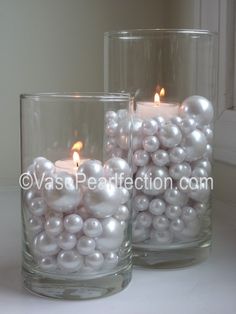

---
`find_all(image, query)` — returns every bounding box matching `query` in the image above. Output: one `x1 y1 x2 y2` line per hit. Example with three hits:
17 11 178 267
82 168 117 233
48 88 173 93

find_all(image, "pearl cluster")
105 95 213 245
24 157 131 274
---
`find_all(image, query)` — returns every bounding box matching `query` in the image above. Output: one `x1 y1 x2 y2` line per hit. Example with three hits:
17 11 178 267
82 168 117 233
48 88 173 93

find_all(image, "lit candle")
136 88 179 120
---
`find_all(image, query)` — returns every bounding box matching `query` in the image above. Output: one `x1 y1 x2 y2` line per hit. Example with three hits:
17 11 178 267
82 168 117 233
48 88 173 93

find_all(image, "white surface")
0 189 235 314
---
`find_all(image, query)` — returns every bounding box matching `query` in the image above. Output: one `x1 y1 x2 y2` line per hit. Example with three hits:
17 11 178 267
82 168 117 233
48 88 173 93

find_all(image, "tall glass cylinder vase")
20 93 133 299
104 29 216 268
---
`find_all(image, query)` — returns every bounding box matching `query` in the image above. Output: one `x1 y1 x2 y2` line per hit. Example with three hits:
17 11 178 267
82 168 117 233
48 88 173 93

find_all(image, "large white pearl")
133 150 150 167
180 117 196 134
143 135 160 152
151 149 169 166
28 197 47 216
57 232 77 250
142 118 158 136
182 129 207 161
180 95 214 126
169 162 191 180
85 251 104 270
83 218 103 238
192 159 212 175
77 160 104 185
103 252 119 269
105 111 118 122
83 182 121 218
33 157 55 179
188 181 210 202
170 218 184 232
43 172 82 213
104 157 131 183
149 198 166 215
136 212 152 228
133 194 149 211
45 216 63 236
64 214 83 234
159 123 182 148
33 232 59 256
38 256 57 271
169 147 186 163
118 187 130 204
165 205 182 220
96 217 124 253
77 236 96 255
28 216 43 234
105 120 119 136
152 215 169 231
171 116 182 126
115 205 130 221
135 165 169 195
150 229 173 244
57 250 83 272
164 187 188 206
182 206 197 222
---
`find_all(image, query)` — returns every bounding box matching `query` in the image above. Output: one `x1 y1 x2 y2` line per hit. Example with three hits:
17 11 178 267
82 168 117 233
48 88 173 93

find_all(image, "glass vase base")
133 243 211 269
22 265 132 300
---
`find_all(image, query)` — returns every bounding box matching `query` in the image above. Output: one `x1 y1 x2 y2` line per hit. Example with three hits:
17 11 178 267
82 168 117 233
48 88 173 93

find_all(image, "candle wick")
76 162 79 168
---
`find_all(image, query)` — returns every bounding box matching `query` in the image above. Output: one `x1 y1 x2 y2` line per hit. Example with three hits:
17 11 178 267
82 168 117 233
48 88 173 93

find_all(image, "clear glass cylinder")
20 93 133 299
104 29 216 268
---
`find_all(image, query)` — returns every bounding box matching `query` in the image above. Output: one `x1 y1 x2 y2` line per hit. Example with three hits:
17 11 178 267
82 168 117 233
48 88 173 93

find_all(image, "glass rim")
104 28 217 38
20 92 131 102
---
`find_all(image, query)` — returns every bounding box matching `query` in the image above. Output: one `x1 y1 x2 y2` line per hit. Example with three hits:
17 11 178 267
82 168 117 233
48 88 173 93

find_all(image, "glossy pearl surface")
57 232 77 250
152 215 169 231
169 162 191 180
142 118 158 136
164 187 188 206
165 205 182 220
45 216 63 236
133 194 149 211
115 205 130 221
182 129 207 161
33 232 59 256
57 250 83 272
143 135 160 152
85 251 104 270
64 214 83 234
104 157 131 182
159 124 182 148
83 218 103 238
136 212 152 228
103 252 119 269
151 150 169 166
38 256 57 271
77 160 104 185
28 197 47 216
149 198 166 215
77 236 96 255
133 150 150 167
169 147 186 163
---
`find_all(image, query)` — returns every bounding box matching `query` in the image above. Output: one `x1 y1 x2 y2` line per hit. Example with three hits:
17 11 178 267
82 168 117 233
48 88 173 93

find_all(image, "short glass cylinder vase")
104 29 216 268
20 93 133 299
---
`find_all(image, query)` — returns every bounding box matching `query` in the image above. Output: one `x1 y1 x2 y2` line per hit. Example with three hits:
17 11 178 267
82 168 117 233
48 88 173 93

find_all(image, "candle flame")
154 88 165 104
160 88 165 97
72 141 83 151
154 93 160 103
73 151 80 167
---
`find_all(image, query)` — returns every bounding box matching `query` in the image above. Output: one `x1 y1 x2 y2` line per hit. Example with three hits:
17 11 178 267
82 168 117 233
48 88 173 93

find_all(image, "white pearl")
57 250 83 272
192 159 212 175
105 120 118 136
165 205 182 220
77 236 96 255
181 219 201 237
171 116 182 126
132 136 143 151
83 182 121 218
152 215 169 231
24 187 41 207
169 162 191 180
118 187 130 204
170 218 184 232
64 214 83 234
108 147 124 158
193 202 208 216
105 111 118 122
28 197 47 216
105 137 117 152
104 157 131 182
142 119 158 136
33 232 59 256
85 251 104 270
159 123 182 148
133 194 149 211
143 135 160 152
149 198 166 215
180 95 214 126
117 109 128 120
57 232 77 250
150 229 173 244
132 225 150 243
133 150 150 167
28 216 43 234
180 117 196 134
118 117 142 150
164 187 188 206
136 212 152 228
95 217 124 253
182 129 207 161
182 206 197 222
169 147 186 163
192 167 208 178
33 157 55 179
83 218 103 238
77 160 104 186
38 256 57 271
103 252 119 269
203 126 213 144
154 116 165 127
189 181 210 202
45 216 63 236
43 172 82 213
151 149 169 166
204 144 213 160
115 205 130 221
135 165 169 195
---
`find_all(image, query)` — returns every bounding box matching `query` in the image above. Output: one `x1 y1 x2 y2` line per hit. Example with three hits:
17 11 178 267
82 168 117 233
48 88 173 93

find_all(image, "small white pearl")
83 218 103 237
182 206 197 222
192 159 212 175
152 215 169 231
115 205 130 221
142 119 158 136
170 218 184 232
103 252 119 269
38 256 57 271
57 250 83 272
169 162 191 180
105 120 119 136
149 198 166 215
151 150 169 166
169 147 186 163
132 225 150 243
203 126 213 144
45 216 63 236
204 144 213 160
150 229 173 244
33 232 59 256
154 116 165 127
180 117 196 134
118 187 130 204
28 197 47 216
192 167 208 178
77 236 96 255
85 251 104 270
136 212 152 228
133 150 150 167
164 187 188 206
171 116 182 126
193 202 208 216
159 124 182 148
34 157 55 179
108 147 124 158
105 111 118 122
28 216 43 234
143 136 160 152
57 232 77 250
64 214 83 234
105 137 117 153
133 194 149 211
165 205 182 220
